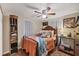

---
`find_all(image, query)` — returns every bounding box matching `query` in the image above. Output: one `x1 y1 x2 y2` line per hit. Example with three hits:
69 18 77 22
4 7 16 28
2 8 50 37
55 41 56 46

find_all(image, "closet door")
0 8 2 56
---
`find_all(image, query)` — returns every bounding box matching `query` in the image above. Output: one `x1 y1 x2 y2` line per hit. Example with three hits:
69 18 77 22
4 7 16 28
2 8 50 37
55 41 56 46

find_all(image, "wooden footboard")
22 37 55 56
22 37 38 56
47 39 55 52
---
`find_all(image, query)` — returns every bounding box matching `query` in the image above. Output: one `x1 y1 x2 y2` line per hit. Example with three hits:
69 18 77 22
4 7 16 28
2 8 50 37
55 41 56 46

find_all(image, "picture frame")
63 17 75 28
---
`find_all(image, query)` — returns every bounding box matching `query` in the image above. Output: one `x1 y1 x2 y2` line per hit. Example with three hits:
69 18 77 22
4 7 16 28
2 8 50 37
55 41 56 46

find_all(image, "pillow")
40 31 52 38
41 32 47 38
35 33 42 36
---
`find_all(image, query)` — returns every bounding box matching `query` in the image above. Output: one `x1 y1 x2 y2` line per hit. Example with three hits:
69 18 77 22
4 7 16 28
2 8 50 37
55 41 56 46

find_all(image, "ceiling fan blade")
47 7 51 12
48 13 56 15
34 11 41 14
25 4 39 10
37 15 41 17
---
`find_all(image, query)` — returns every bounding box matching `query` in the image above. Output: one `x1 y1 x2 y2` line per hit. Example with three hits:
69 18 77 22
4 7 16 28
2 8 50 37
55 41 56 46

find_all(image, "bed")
21 26 56 56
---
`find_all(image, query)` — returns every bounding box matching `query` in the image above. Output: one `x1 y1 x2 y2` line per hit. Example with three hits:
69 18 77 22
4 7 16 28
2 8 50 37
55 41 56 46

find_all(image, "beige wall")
3 16 10 54
0 8 3 55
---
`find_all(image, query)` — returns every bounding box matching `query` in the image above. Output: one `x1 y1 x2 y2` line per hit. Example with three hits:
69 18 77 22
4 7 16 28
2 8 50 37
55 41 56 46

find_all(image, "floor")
9 49 70 56
50 50 70 56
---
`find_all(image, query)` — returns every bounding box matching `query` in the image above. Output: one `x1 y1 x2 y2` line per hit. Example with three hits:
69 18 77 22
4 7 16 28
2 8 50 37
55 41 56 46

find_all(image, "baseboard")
3 51 10 56
3 47 22 56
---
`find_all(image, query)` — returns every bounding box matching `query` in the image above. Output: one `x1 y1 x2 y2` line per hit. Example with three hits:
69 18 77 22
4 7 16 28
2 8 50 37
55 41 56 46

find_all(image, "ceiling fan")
34 7 56 18
25 4 56 18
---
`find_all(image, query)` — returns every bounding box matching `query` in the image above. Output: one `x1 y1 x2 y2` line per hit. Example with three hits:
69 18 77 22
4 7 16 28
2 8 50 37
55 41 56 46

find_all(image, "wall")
48 18 63 37
48 19 57 29
3 16 10 54
0 8 2 55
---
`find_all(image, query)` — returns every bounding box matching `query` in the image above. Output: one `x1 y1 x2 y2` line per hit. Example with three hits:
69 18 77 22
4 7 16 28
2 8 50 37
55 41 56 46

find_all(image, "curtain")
25 21 33 36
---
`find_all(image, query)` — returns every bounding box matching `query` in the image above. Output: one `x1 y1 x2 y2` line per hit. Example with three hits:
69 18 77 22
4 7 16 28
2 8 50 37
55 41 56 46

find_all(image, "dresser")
74 26 79 56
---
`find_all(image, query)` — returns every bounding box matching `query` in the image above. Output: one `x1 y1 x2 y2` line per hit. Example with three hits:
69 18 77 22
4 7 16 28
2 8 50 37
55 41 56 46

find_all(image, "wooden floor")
3 49 69 56
3 49 55 56
3 49 28 56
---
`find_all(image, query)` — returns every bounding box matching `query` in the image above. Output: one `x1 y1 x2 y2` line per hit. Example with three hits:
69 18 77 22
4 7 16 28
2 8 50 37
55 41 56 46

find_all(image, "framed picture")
63 17 75 28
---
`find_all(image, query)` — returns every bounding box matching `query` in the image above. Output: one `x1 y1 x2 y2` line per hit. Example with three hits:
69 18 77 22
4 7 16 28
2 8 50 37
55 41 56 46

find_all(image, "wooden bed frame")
21 25 56 56
21 37 55 56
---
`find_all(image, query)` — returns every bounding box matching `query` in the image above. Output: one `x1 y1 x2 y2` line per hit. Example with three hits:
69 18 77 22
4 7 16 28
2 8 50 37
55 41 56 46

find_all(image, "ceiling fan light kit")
42 14 47 19
26 4 56 18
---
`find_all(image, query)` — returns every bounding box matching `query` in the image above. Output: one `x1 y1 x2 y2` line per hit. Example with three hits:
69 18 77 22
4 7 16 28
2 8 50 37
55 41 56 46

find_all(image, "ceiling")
1 3 79 20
